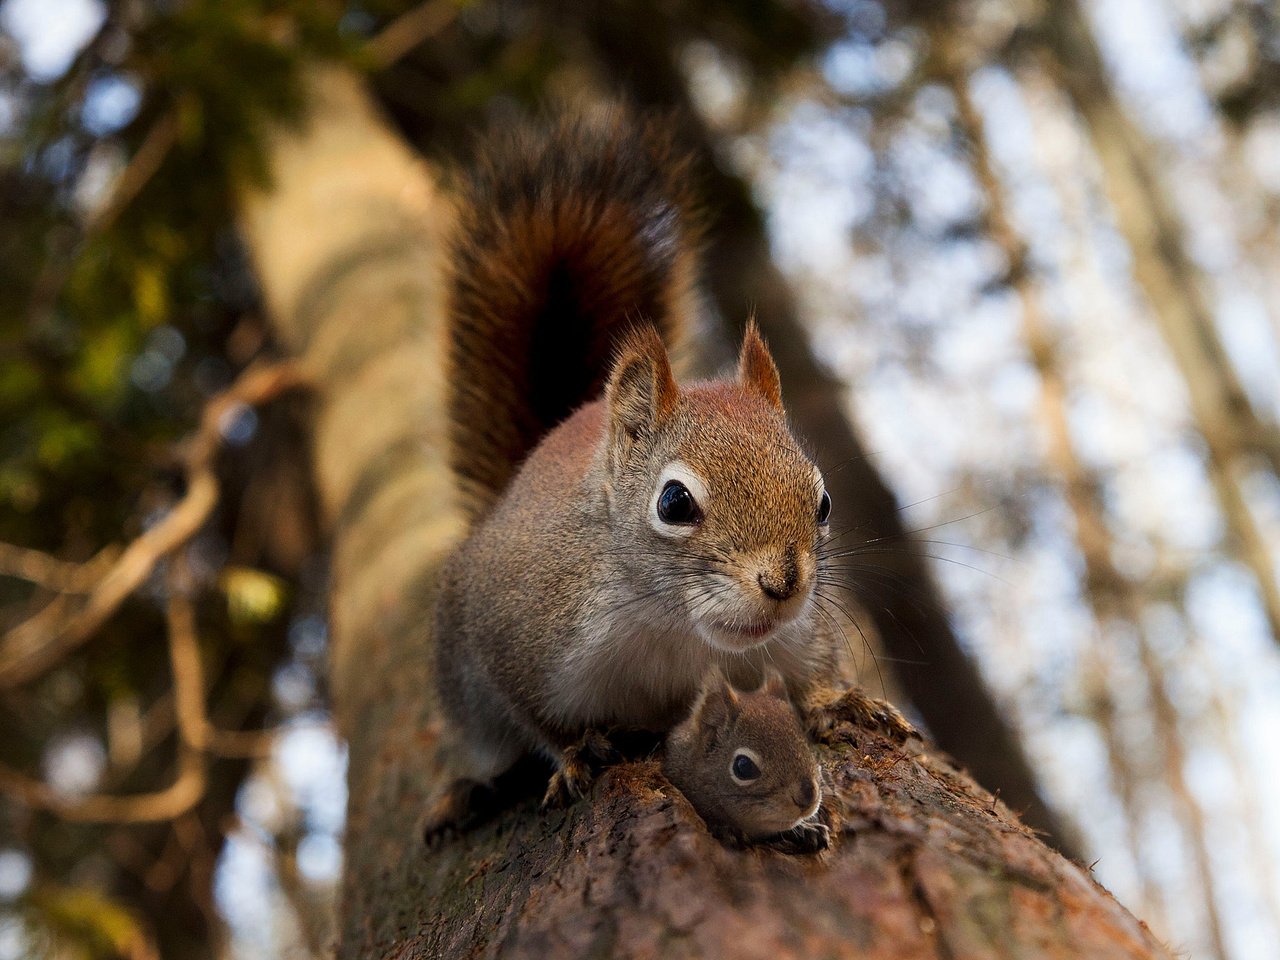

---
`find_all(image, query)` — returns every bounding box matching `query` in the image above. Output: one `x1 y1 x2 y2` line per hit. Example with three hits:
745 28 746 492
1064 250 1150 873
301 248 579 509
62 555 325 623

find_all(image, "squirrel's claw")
540 747 596 809
808 686 918 745
422 778 491 846
541 762 589 809
771 817 831 855
540 729 620 810
578 727 623 766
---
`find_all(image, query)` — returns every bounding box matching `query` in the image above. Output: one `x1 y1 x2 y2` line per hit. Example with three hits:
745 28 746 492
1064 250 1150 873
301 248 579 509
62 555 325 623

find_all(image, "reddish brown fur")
445 111 703 519
737 319 784 411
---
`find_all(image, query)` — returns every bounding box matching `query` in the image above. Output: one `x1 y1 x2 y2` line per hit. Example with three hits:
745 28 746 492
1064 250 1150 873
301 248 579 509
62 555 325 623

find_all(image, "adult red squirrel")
427 110 914 832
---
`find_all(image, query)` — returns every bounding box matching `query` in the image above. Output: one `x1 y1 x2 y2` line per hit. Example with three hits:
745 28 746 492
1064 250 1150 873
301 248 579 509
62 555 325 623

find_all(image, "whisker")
813 588 887 696
816 567 946 624
824 549 1010 585
815 572 932 656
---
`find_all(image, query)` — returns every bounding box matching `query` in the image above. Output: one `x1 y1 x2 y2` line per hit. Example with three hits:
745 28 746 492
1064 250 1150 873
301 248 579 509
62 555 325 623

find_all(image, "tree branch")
365 0 461 68
0 361 306 689
0 555 277 822
1035 0 1280 647
0 543 119 593
938 44 1228 955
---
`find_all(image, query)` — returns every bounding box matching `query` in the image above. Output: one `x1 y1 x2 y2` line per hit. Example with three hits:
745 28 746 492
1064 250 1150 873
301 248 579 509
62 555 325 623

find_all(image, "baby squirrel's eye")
817 489 832 526
658 480 702 525
730 750 762 783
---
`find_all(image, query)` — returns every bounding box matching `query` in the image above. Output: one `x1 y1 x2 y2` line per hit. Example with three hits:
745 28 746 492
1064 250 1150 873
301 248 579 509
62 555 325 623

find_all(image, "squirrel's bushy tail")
445 109 703 518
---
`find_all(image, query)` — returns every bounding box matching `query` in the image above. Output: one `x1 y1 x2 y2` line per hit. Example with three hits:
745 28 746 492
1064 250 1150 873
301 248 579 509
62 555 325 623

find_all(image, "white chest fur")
547 582 818 730
548 584 707 728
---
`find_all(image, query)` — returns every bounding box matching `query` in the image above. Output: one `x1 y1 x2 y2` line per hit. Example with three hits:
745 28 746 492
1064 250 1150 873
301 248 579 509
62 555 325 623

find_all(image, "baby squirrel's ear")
692 666 740 733
737 318 783 411
760 667 789 701
605 325 678 470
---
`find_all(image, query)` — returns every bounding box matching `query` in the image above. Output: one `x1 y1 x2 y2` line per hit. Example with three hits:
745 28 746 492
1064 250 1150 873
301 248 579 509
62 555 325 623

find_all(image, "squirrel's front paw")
771 817 831 855
809 686 918 745
540 729 621 810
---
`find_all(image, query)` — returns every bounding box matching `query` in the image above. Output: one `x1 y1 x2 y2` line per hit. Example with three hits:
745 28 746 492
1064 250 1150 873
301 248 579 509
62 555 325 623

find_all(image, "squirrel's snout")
794 777 818 811
799 778 816 807
756 547 801 601
757 571 795 601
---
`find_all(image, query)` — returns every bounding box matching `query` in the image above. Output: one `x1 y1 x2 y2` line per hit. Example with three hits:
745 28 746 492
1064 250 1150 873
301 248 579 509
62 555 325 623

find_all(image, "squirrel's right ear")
737 318 783 411
760 667 789 701
605 325 678 470
691 667 740 733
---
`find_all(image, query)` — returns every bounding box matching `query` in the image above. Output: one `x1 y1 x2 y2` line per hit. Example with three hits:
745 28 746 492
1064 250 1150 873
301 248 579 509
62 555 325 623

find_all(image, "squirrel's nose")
757 548 800 601
795 777 817 809
758 572 794 601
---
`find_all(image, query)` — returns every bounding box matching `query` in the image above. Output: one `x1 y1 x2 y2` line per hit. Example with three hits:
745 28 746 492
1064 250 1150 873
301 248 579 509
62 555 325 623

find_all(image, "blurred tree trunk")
940 48 1228 956
238 66 1171 960
1038 0 1280 646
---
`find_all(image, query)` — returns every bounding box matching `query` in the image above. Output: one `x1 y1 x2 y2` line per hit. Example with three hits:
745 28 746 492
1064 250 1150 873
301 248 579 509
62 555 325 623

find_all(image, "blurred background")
1 0 1279 957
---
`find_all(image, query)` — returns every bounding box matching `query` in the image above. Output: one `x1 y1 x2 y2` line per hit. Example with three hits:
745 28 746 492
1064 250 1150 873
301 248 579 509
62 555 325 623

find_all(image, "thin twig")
0 361 306 689
0 749 205 825
0 557 279 822
166 562 277 760
0 560 210 824
0 543 119 593
366 0 460 67
85 110 180 237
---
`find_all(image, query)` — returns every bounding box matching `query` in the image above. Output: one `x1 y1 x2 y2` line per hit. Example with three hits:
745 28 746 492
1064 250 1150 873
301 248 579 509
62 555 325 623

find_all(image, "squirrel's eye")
730 751 761 783
658 480 702 525
817 489 832 526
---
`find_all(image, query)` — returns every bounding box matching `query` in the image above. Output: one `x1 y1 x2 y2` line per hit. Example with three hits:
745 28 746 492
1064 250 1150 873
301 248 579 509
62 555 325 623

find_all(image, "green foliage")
220 564 290 630
29 885 152 959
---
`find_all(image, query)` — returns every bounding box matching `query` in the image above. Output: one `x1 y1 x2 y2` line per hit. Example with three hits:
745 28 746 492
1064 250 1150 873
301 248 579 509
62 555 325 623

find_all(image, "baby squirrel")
664 668 829 851
427 112 915 833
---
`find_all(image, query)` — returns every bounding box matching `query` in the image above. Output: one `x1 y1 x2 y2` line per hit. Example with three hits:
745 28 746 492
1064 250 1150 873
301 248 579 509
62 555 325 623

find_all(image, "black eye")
731 752 761 782
817 489 832 525
658 480 702 525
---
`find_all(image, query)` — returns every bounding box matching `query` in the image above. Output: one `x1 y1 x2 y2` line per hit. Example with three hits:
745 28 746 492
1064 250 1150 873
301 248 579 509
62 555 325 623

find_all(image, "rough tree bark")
238 67 1175 959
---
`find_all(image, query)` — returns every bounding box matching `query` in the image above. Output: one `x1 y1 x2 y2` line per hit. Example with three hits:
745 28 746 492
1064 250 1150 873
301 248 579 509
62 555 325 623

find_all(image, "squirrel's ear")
605 325 678 468
760 667 789 701
692 666 740 732
737 318 783 411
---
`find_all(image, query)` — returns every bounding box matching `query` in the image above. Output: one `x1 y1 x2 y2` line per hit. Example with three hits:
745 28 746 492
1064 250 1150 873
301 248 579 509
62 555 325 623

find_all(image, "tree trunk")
1037 0 1280 646
941 50 1227 953
238 66 1173 960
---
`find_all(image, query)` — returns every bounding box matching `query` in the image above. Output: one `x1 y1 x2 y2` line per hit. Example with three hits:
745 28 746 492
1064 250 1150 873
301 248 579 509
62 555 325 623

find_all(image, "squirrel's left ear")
737 318 783 410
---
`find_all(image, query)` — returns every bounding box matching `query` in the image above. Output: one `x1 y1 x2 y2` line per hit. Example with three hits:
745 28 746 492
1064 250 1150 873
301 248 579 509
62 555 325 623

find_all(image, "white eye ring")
729 747 763 784
649 462 709 538
813 466 830 528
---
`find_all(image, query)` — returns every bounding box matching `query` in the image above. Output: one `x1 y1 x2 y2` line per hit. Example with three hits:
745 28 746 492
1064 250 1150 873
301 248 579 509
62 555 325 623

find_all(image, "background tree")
0 1 1277 958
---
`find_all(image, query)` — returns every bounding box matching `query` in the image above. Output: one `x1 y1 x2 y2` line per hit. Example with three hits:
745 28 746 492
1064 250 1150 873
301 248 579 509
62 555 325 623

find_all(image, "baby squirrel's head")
664 667 821 839
603 322 828 651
